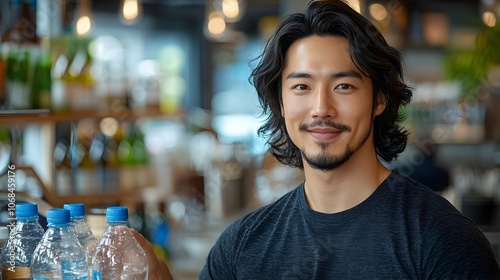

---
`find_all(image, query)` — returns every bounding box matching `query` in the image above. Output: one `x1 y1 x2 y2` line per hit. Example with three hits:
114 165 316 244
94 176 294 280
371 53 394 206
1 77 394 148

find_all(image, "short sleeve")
199 219 245 280
422 213 500 279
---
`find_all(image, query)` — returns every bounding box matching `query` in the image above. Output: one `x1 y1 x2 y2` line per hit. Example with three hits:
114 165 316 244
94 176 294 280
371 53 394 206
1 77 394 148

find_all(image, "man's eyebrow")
285 72 311 79
285 70 362 80
332 70 362 79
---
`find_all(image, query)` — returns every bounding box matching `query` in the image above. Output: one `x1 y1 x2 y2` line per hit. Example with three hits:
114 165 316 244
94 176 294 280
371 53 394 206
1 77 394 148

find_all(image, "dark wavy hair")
250 0 413 168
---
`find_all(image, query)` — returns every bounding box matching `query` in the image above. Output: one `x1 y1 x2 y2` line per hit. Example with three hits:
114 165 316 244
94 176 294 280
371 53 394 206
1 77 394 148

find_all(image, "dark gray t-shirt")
199 171 500 279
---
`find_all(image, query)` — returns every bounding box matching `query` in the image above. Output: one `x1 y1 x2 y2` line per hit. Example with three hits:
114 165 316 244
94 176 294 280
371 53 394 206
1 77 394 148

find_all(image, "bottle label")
2 266 30 279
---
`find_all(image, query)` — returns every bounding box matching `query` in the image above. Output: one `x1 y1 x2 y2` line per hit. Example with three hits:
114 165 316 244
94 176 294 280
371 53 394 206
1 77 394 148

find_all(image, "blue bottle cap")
47 208 71 225
16 203 38 218
106 206 128 222
63 203 85 218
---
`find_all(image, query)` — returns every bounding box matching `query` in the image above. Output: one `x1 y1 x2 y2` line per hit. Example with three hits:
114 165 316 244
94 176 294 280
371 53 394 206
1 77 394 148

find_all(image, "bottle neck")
107 220 128 226
48 222 70 228
70 217 94 234
71 216 86 222
16 215 39 223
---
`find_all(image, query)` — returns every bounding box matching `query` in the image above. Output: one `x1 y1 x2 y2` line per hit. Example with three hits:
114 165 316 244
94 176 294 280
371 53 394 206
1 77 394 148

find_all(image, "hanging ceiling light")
76 0 92 36
483 11 497 27
120 0 142 24
207 11 226 37
205 0 228 40
220 0 246 23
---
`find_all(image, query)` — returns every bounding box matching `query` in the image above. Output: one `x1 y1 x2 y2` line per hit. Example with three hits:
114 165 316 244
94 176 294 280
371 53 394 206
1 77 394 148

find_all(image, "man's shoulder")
386 169 433 189
385 170 471 229
227 184 302 235
385 170 448 200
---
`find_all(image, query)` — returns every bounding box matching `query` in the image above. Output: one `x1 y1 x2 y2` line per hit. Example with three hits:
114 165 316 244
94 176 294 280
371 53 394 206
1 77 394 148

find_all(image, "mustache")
299 120 351 132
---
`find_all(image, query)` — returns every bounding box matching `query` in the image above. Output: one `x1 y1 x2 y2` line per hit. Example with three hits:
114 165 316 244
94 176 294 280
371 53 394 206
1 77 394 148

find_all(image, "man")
139 0 500 279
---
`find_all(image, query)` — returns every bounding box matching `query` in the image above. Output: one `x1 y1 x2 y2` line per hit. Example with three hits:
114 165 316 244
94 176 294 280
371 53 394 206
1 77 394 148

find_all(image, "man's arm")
422 214 500 279
132 229 174 280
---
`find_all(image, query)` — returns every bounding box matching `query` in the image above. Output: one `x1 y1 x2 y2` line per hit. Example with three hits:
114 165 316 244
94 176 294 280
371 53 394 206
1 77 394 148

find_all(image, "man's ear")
374 91 386 116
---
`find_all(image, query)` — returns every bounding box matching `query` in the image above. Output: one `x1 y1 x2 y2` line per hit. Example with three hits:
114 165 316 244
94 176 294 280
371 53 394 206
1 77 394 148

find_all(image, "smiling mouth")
300 120 351 132
299 120 351 142
308 129 343 142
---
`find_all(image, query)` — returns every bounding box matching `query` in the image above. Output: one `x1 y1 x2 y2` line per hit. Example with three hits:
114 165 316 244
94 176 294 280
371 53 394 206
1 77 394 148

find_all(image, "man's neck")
302 152 391 214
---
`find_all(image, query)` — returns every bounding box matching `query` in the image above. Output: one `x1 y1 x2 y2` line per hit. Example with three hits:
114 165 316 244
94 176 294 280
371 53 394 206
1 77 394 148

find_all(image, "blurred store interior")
0 0 500 278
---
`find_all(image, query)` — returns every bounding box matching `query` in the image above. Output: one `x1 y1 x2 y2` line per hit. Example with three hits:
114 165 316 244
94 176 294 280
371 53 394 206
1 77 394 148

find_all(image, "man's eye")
336 84 352 90
293 84 309 90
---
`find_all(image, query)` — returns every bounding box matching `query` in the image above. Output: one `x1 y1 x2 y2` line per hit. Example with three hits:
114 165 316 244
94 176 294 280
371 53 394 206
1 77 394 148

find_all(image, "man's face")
281 35 385 171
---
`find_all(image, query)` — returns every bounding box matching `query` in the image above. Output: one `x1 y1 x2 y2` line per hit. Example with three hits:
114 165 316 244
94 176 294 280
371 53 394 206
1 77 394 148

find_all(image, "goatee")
302 143 354 172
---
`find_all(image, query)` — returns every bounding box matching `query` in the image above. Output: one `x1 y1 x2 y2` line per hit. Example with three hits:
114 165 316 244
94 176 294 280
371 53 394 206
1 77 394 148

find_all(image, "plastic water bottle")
0 203 44 280
0 226 9 280
92 206 148 280
31 208 88 280
64 203 98 277
0 226 8 255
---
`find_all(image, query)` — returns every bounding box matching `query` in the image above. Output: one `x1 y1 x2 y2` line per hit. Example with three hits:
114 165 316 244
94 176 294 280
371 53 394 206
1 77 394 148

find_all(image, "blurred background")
0 0 499 278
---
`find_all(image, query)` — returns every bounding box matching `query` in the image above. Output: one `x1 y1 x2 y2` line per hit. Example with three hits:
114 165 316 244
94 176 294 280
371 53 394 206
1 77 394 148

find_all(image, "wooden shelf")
0 107 184 124
14 166 143 210
53 191 140 209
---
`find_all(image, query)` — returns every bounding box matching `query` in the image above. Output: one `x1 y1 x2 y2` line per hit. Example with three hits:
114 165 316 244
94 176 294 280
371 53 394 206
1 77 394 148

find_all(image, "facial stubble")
301 117 374 172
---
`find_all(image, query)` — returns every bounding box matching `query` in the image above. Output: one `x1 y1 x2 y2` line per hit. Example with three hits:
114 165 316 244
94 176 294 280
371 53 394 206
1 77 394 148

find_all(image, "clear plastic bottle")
92 206 148 280
0 203 44 280
0 226 9 280
31 208 88 280
0 226 8 254
63 203 98 277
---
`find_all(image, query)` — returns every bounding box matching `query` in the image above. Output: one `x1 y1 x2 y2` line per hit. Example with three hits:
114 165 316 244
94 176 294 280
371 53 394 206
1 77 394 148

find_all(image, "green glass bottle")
5 47 18 109
0 48 5 107
132 126 150 188
32 51 52 109
52 36 76 112
11 48 32 109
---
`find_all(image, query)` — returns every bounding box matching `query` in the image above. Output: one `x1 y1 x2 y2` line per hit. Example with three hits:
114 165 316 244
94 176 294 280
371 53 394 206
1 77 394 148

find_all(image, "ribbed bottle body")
0 203 44 280
92 206 148 280
31 208 88 280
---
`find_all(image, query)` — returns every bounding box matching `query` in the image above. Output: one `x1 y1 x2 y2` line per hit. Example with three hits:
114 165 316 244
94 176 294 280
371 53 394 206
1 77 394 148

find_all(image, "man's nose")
311 87 336 119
